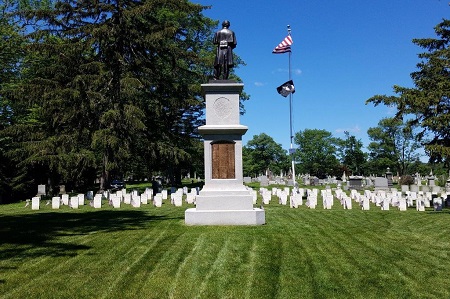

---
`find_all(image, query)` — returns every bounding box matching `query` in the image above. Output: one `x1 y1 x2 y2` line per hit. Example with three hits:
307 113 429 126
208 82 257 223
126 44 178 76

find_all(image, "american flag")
272 35 293 54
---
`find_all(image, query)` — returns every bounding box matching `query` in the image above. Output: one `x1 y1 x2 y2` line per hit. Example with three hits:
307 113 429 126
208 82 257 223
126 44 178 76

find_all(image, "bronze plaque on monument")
212 141 235 179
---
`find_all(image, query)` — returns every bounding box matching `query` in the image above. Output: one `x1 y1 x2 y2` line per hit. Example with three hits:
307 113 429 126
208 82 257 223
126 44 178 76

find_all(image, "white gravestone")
131 195 141 208
111 195 120 208
398 198 407 211
93 194 102 208
279 191 288 205
154 194 162 207
140 193 148 205
381 198 390 211
361 197 370 210
262 191 271 205
52 196 60 209
344 196 352 209
290 194 302 208
173 195 183 207
116 191 123 202
186 192 196 204
123 193 131 204
32 197 40 210
77 194 85 205
61 194 69 205
251 190 257 205
70 196 79 209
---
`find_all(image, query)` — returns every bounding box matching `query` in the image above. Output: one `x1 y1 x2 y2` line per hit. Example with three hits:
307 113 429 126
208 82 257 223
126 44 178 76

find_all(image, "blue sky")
194 0 449 153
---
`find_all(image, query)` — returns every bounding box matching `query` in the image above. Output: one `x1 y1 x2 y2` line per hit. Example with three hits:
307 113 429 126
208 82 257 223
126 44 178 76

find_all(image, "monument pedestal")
185 82 265 225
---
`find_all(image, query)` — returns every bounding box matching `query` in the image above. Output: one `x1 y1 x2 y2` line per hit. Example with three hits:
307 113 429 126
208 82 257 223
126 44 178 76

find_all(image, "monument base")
185 208 265 226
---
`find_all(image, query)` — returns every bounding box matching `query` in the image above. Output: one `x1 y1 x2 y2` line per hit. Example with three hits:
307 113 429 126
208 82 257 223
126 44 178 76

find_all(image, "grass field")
1 196 450 299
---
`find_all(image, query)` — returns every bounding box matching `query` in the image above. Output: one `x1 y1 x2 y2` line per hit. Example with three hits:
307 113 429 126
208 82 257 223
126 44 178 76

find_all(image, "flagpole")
287 25 296 186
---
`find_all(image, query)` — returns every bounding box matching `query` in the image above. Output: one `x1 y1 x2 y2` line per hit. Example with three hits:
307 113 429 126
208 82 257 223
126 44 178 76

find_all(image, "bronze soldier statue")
213 20 236 80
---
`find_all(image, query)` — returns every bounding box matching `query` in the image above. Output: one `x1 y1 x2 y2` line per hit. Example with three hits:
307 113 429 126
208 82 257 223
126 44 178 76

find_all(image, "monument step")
195 195 254 210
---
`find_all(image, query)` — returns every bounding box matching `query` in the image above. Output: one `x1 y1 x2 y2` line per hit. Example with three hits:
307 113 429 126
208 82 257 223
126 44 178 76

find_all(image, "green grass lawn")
1 197 449 299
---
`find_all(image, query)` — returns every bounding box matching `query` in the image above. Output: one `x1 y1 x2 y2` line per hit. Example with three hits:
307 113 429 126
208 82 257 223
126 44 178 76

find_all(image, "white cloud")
335 125 361 134
275 68 288 73
274 68 302 75
254 82 265 87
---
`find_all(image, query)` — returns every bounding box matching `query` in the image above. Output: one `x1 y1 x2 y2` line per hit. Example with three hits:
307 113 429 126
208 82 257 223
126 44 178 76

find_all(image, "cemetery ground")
1 186 450 299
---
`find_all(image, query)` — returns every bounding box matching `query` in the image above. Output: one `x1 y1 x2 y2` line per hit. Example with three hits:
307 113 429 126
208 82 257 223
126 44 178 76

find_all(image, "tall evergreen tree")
4 0 244 195
0 3 28 202
367 19 450 167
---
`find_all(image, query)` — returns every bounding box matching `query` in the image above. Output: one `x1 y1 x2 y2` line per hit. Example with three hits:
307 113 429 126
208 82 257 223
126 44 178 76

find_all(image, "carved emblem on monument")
213 97 232 119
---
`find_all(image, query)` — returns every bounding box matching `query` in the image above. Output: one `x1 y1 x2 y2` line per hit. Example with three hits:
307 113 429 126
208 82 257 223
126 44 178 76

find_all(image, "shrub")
399 175 415 185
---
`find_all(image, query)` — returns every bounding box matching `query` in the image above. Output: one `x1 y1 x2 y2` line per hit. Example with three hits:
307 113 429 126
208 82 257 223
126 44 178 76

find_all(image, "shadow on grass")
0 210 176 261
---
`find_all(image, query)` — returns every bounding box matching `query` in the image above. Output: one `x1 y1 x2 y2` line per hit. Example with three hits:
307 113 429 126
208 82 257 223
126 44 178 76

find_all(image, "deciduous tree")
366 117 421 175
294 129 340 178
336 131 366 175
243 133 288 177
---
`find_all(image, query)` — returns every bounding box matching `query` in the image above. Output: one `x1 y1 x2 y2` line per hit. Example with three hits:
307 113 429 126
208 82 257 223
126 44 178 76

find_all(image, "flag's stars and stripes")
272 35 293 54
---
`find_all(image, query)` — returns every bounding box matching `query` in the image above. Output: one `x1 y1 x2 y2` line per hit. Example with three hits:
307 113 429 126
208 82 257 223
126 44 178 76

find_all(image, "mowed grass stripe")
2 200 450 298
0 207 175 298
98 221 178 299
243 239 258 299
142 232 214 298
2 222 163 298
107 230 196 298
282 212 363 298
265 206 437 298
1 232 97 299
193 230 267 299
160 231 234 298
168 233 210 299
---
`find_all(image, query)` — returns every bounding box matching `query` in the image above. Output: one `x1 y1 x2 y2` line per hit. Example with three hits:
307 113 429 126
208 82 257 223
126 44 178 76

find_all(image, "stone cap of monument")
198 124 248 136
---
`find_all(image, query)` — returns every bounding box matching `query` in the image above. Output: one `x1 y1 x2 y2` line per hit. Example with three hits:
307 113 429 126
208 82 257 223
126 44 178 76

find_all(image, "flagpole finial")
287 25 291 35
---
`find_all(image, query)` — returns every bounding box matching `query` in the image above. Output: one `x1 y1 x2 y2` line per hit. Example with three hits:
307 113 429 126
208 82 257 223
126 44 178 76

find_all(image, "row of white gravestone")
29 187 171 210
27 185 449 212
259 186 301 206
110 188 157 208
259 187 289 205
257 186 447 212
28 193 87 210
354 189 449 212
260 186 312 208
108 187 201 208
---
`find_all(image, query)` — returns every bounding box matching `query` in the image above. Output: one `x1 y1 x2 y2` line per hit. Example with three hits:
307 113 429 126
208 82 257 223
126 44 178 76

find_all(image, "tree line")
0 0 251 203
243 125 425 180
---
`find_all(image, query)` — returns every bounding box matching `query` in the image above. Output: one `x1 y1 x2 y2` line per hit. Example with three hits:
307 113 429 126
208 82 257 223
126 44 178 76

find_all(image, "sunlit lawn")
1 196 449 299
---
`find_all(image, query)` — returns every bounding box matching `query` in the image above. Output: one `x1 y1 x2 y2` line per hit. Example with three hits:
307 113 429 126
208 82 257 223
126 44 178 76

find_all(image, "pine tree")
5 0 226 193
367 19 450 166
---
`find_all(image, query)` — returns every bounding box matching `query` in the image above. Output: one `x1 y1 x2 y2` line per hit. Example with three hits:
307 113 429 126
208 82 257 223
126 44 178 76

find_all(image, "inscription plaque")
212 141 235 179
